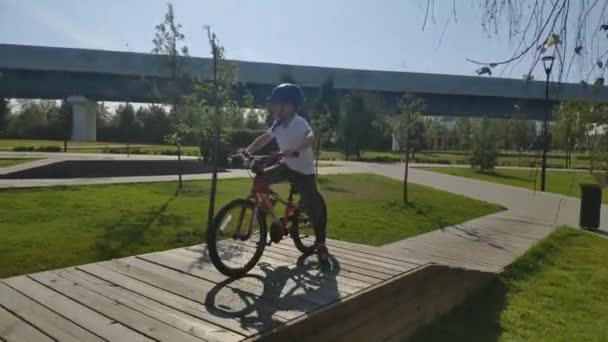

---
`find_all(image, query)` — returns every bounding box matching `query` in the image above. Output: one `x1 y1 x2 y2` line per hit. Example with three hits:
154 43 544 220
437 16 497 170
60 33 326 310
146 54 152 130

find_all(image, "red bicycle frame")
234 152 297 243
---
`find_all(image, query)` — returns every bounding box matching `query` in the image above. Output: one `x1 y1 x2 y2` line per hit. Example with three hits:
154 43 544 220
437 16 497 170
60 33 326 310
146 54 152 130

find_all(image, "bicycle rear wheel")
291 193 327 254
207 199 267 277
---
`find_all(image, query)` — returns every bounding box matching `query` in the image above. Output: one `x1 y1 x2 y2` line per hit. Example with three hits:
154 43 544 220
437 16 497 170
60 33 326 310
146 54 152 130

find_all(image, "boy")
244 83 329 268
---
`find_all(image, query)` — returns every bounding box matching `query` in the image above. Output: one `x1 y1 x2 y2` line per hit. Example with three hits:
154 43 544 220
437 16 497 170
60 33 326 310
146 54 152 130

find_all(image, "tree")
203 25 240 233
428 1 608 84
311 77 339 174
55 100 72 151
8 100 51 138
470 117 499 172
152 3 189 78
115 103 140 141
137 104 170 143
425 118 446 150
164 131 184 189
152 2 189 119
387 93 426 203
553 101 587 168
509 117 538 164
0 98 9 137
454 117 472 150
339 92 379 160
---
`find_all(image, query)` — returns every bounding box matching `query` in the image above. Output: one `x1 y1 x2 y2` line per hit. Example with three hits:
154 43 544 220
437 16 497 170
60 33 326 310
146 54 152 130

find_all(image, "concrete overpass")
2 43 608 140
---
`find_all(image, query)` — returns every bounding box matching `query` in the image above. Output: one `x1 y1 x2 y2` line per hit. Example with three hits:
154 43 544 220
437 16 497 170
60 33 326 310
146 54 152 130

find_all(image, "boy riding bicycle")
244 83 330 268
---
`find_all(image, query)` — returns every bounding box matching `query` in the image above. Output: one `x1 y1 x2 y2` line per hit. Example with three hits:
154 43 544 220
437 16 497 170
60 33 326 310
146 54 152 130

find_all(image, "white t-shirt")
267 114 315 175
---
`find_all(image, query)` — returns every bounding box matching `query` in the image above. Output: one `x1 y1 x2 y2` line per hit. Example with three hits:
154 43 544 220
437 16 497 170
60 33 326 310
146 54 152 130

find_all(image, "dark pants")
266 164 326 244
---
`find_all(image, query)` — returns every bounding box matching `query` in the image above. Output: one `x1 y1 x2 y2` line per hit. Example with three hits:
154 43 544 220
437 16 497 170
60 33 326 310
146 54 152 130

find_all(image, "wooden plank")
245 243 384 284
161 249 344 309
0 282 104 342
267 242 404 277
79 263 270 337
0 305 53 342
179 244 379 289
242 243 390 283
390 241 508 267
142 250 343 315
29 271 205 342
57 269 243 342
317 239 422 268
154 245 367 295
316 245 417 273
2 276 152 342
324 238 423 265
102 256 305 321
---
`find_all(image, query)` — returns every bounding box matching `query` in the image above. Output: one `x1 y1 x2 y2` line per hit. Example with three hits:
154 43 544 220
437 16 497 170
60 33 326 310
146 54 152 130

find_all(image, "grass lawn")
425 167 606 201
0 158 41 167
0 173 502 278
411 227 608 341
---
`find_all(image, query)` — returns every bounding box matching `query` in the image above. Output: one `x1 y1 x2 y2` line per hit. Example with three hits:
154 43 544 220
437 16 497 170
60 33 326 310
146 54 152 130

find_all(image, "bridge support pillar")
68 96 97 141
392 133 401 152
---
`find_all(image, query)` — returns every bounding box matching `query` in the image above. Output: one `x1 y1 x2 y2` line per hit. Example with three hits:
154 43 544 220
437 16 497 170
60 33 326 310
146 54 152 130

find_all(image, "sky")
0 0 563 81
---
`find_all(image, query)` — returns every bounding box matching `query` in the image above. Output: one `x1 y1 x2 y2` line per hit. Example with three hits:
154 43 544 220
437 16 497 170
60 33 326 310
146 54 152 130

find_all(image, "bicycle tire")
207 199 267 277
291 192 327 254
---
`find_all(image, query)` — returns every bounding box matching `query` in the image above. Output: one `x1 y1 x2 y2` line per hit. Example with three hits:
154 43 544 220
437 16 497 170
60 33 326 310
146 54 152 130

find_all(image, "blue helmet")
266 83 304 109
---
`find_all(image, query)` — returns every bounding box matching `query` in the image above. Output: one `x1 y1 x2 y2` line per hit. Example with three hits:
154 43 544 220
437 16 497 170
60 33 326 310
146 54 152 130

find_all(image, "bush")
12 146 35 152
35 146 62 152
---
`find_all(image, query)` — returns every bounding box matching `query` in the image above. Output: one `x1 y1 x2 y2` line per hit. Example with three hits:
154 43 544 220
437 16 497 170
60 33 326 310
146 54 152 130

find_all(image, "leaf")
601 24 608 31
541 33 561 50
598 60 604 69
575 46 583 55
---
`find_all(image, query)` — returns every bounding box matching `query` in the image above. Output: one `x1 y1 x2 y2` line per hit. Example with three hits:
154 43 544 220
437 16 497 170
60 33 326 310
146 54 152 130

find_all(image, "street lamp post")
541 55 555 192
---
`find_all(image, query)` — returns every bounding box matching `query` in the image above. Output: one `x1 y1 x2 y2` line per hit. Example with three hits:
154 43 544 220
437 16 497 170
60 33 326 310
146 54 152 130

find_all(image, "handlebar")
228 150 299 175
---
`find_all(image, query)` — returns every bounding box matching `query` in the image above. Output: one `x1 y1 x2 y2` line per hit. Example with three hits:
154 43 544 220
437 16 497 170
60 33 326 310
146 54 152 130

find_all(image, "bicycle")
206 151 327 277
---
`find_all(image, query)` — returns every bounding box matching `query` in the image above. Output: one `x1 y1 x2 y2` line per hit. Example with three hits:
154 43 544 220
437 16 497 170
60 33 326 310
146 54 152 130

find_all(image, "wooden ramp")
0 239 429 342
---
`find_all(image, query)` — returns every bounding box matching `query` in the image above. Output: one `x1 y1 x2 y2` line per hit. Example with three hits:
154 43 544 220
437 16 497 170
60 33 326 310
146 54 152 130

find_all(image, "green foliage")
553 101 589 168
0 98 10 137
339 92 380 160
6 100 71 140
151 3 189 78
454 117 472 150
424 118 447 150
470 117 499 172
389 93 426 152
509 117 537 151
411 227 608 342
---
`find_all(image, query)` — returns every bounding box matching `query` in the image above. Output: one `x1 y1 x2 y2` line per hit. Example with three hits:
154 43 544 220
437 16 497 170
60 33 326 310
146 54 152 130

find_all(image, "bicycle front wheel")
207 199 267 277
291 193 327 254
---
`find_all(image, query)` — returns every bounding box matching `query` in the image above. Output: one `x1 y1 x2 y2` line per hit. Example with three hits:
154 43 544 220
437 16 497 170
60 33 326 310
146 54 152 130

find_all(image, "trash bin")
580 183 602 230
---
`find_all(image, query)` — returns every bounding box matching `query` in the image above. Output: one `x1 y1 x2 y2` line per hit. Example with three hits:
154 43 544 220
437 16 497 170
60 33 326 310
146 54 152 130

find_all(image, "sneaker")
316 245 332 271
270 221 282 243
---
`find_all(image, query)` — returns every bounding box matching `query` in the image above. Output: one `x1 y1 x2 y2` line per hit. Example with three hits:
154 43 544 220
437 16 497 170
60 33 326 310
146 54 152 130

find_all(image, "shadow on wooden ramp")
249 264 495 342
